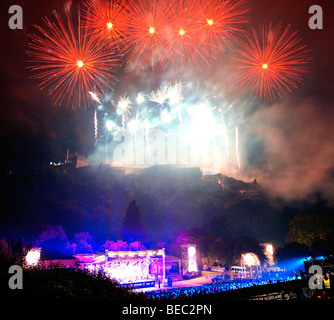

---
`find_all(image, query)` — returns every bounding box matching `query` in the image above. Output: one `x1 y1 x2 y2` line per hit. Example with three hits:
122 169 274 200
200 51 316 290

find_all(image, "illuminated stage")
73 248 181 288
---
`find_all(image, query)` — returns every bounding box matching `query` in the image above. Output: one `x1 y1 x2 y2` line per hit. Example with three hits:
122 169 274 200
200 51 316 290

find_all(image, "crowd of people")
145 272 296 300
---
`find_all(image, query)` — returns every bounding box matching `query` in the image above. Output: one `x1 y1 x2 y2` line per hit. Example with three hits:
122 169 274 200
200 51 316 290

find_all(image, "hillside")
1 164 291 248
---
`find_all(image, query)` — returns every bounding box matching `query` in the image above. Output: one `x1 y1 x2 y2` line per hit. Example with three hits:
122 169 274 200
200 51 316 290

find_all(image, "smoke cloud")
242 98 334 201
87 57 334 202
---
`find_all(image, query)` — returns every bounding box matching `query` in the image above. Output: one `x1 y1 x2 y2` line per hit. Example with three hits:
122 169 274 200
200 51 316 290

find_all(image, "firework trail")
89 91 102 145
235 126 241 170
89 91 102 146
93 110 98 145
222 121 230 163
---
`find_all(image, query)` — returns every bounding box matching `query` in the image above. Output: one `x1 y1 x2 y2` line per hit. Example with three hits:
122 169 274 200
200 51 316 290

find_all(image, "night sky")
1 0 334 200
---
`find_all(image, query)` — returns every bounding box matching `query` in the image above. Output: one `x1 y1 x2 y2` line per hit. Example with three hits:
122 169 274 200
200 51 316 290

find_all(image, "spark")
89 91 101 104
207 19 213 26
136 92 145 105
167 81 183 106
106 119 115 131
150 86 168 105
179 29 185 36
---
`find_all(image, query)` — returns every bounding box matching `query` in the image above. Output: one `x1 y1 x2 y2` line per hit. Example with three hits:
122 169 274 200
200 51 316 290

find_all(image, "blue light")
278 257 306 271
315 256 324 260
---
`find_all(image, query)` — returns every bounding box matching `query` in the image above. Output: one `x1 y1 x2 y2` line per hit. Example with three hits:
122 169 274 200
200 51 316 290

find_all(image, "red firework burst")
196 0 249 59
79 0 248 71
123 0 174 70
168 0 209 71
233 24 310 100
26 6 119 109
82 0 129 49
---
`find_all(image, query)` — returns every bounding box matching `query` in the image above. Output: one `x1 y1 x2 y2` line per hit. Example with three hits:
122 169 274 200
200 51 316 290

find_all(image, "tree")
286 213 334 248
121 200 145 243
100 240 145 251
65 231 94 254
34 225 68 258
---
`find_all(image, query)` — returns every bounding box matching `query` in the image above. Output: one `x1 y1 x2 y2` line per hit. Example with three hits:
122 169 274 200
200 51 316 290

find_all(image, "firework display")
27 0 250 80
81 0 249 70
167 0 211 71
26 0 311 170
123 0 174 70
96 81 242 174
196 0 249 59
82 0 129 49
233 24 310 100
26 5 119 108
26 0 310 107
